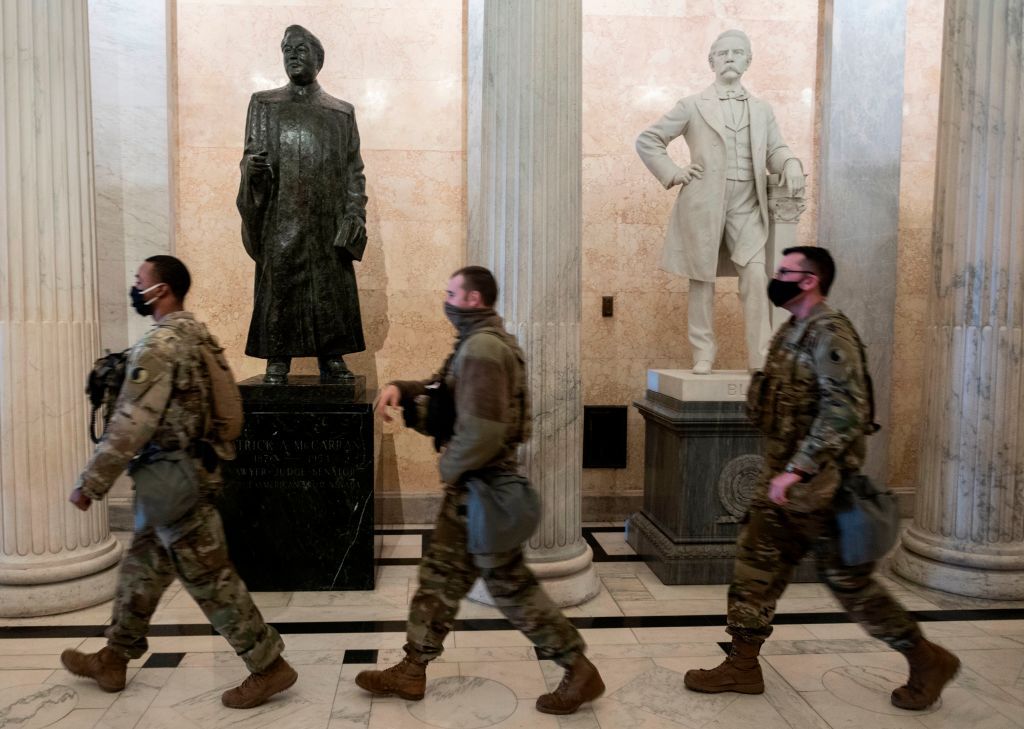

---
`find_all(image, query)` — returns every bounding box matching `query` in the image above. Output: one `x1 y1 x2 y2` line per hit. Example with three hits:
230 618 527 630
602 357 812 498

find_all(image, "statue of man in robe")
238 25 367 384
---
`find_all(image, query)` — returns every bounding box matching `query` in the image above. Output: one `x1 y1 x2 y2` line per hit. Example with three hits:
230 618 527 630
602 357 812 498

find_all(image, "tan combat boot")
684 637 765 694
355 657 427 701
60 646 129 693
891 638 960 710
535 654 605 715
221 656 298 709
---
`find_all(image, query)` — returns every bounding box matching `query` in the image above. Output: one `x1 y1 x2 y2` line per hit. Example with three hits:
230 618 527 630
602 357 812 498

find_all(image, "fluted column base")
892 526 1024 599
0 535 123 617
468 543 600 607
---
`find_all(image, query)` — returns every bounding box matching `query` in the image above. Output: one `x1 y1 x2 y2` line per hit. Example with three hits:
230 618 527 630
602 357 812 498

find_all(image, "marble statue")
237 25 368 384
636 29 805 374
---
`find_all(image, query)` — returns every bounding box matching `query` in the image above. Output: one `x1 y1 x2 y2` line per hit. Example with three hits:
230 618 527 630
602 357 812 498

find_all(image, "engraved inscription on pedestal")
219 378 374 591
647 369 750 402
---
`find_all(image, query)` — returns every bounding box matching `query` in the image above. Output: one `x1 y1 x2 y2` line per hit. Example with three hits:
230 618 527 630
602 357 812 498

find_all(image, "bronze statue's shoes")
264 359 289 384
320 358 354 383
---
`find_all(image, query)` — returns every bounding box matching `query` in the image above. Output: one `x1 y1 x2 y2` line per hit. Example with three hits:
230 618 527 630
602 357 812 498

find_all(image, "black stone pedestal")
219 376 374 591
627 391 817 584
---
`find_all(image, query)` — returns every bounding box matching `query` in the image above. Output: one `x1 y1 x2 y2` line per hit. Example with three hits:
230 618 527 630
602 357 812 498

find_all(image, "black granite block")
218 379 375 591
236 375 365 409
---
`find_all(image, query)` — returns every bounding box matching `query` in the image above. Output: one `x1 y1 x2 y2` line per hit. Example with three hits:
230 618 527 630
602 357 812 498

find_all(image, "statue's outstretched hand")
672 164 704 187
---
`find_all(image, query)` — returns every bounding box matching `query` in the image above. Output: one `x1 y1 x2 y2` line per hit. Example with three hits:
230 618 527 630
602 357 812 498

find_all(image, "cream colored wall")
174 0 464 497
579 0 820 499
173 0 938 510
888 0 944 489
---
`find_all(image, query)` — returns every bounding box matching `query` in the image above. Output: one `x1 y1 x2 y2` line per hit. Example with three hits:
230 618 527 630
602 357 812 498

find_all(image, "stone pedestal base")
630 374 816 585
219 376 375 591
468 544 600 607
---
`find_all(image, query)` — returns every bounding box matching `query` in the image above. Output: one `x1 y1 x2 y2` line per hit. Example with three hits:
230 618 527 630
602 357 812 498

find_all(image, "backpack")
189 329 244 458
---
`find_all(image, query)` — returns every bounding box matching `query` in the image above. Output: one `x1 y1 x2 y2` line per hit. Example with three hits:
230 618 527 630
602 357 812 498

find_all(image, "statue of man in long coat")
238 25 367 384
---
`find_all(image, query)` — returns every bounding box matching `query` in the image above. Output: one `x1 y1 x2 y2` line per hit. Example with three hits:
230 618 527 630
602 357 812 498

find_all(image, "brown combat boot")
684 637 765 694
221 656 298 709
60 646 129 693
891 638 960 710
355 657 427 701
535 654 605 715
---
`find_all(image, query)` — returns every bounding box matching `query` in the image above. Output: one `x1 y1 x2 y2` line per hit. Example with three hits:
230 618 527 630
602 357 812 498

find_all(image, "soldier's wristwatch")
784 464 811 481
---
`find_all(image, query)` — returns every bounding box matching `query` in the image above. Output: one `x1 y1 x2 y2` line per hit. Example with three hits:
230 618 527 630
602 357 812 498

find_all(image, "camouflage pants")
105 501 284 673
405 486 585 667
727 498 921 652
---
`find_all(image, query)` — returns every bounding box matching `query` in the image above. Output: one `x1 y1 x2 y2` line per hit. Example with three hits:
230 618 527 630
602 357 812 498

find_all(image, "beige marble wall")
579 0 820 501
888 0 944 489
174 0 465 498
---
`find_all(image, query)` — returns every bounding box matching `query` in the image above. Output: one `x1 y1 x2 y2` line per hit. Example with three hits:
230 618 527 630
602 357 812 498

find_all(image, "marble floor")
2 524 1024 729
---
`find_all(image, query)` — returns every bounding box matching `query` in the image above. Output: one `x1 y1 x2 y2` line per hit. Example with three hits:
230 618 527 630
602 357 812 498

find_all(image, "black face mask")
767 278 804 308
129 284 161 317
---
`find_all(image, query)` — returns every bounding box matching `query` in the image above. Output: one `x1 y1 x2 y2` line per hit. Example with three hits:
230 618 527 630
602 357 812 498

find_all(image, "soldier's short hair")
452 266 498 307
783 246 835 295
146 255 192 301
282 25 325 71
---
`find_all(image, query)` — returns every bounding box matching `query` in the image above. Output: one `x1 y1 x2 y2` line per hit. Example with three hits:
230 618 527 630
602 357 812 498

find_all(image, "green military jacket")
76 312 213 501
392 308 530 486
747 302 872 511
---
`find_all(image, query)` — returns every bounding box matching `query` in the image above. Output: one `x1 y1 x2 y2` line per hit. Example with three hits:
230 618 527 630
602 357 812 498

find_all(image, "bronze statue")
237 25 367 384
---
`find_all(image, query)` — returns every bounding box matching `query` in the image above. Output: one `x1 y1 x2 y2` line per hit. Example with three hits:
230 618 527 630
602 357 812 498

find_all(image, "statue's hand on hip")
672 164 703 188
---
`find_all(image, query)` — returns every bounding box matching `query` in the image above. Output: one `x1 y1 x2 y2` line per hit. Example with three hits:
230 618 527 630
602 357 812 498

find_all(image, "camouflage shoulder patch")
119 335 175 401
129 366 150 384
812 322 862 381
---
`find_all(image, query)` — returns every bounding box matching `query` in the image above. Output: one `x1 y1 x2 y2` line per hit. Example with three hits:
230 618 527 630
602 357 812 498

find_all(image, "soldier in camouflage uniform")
355 266 604 716
684 247 960 711
61 256 297 709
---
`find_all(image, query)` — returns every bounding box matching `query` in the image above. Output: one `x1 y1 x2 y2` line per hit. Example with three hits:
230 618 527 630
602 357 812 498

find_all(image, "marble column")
816 0 908 482
88 0 175 530
466 0 599 606
0 0 123 616
891 0 1024 599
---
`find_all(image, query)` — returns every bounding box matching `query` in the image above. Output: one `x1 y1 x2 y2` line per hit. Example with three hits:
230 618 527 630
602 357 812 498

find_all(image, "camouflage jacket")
392 308 530 485
76 312 214 500
747 302 872 510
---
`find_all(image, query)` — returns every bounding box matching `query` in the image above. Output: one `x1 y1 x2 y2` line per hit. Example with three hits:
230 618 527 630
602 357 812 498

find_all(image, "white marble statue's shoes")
692 360 713 375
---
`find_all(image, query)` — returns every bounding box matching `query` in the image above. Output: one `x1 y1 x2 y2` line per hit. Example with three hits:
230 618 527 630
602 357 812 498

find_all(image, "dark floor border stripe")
377 529 433 536
4 608 1022 640
582 528 643 563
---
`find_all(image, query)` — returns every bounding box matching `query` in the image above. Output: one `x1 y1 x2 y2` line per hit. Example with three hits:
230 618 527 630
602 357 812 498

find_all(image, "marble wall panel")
888 0 945 488
171 0 941 511
579 0 819 500
174 0 464 495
